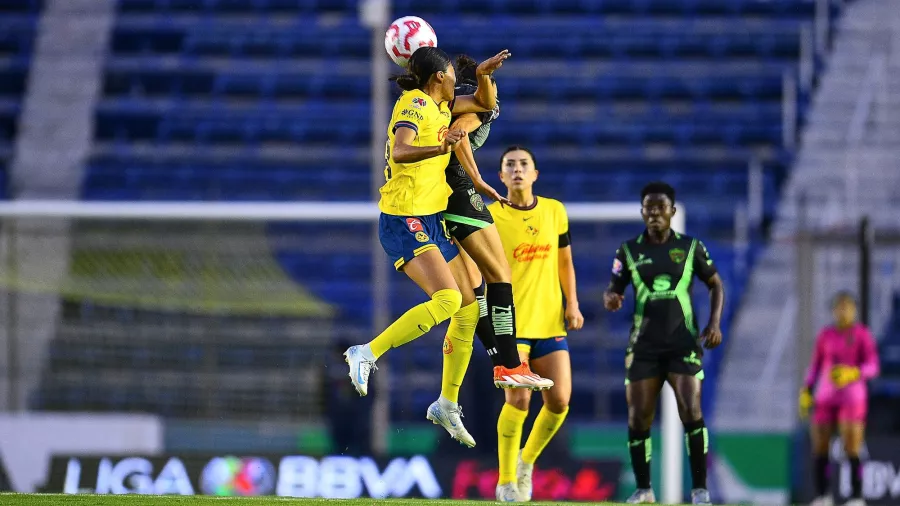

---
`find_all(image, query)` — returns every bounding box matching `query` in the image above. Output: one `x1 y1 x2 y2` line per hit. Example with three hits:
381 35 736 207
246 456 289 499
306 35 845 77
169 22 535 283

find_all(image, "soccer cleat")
810 495 834 506
691 488 712 505
516 450 533 502
494 362 554 390
810 496 833 506
842 499 865 506
625 488 657 504
496 483 520 502
426 399 476 448
344 345 377 396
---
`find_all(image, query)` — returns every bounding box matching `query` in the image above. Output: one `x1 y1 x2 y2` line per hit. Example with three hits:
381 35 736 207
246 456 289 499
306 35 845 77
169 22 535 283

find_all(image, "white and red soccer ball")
385 16 438 68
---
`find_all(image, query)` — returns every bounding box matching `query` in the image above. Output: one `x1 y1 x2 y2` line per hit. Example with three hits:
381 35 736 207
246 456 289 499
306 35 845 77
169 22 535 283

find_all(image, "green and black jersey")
609 230 717 355
445 82 500 192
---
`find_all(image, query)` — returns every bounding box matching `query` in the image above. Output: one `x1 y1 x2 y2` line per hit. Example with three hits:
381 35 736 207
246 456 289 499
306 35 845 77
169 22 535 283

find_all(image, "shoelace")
360 360 379 379
448 404 465 421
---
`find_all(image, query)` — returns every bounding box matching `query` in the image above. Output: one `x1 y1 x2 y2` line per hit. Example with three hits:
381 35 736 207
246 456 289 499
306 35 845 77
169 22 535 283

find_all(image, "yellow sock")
522 406 569 465
497 403 528 485
369 288 461 358
440 300 479 403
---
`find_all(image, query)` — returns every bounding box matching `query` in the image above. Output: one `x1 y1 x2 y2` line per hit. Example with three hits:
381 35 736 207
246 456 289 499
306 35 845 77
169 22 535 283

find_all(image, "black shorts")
625 346 704 385
444 188 494 242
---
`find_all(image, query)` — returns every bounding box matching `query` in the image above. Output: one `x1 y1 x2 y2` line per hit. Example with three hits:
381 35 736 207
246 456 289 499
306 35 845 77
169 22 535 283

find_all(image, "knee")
628 405 654 431
481 261 511 284
679 404 703 424
430 288 462 322
546 399 569 415
506 390 530 412
545 392 570 414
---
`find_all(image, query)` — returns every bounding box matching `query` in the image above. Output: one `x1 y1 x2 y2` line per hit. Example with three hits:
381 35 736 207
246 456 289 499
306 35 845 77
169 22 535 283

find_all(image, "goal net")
0 200 686 502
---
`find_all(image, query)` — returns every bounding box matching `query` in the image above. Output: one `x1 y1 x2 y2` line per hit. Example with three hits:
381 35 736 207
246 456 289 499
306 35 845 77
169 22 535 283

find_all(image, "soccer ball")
385 16 437 68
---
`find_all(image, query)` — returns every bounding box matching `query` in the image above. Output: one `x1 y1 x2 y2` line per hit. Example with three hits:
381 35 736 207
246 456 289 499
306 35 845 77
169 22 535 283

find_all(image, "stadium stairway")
715 0 900 431
0 0 42 197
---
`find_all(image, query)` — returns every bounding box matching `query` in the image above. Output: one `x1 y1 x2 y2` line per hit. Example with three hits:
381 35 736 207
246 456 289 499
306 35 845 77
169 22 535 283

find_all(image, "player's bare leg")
345 249 460 396
459 227 553 390
839 421 866 506
669 373 710 505
425 253 478 448
625 377 664 504
515 349 572 501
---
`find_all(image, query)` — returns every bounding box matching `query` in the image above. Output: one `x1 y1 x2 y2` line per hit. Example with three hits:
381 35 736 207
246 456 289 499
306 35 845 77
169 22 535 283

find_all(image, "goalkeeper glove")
798 388 813 420
830 365 861 388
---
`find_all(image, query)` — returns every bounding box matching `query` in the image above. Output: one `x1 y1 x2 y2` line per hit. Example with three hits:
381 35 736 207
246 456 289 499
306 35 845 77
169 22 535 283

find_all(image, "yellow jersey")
379 89 453 216
488 196 569 339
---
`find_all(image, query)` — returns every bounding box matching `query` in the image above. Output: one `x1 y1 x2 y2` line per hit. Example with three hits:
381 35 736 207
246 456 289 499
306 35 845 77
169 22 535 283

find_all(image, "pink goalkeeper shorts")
813 399 867 424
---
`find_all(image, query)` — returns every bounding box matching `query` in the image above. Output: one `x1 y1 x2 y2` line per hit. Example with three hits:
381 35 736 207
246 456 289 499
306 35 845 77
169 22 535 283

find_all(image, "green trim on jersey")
622 244 650 346
623 238 699 345
443 213 492 229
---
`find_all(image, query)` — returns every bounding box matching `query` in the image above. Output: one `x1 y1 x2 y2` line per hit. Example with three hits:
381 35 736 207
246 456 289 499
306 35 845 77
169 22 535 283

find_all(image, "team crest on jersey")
612 258 623 275
411 97 426 108
526 225 539 236
442 337 453 355
406 218 423 232
669 248 686 263
469 193 485 211
415 231 429 243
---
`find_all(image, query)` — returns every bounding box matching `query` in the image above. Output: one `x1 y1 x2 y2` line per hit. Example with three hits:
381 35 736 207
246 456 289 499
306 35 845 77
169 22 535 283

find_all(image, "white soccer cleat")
626 488 657 504
344 345 377 396
493 362 554 391
842 499 865 506
691 488 712 505
516 451 534 502
496 482 520 502
426 399 476 448
810 495 834 506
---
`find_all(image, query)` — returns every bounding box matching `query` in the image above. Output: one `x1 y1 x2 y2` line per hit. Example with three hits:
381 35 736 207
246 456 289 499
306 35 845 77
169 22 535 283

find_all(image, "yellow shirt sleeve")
389 92 428 136
556 201 569 237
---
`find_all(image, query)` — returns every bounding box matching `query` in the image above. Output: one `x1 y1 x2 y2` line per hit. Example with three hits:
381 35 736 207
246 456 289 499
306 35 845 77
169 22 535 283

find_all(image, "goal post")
0 199 684 503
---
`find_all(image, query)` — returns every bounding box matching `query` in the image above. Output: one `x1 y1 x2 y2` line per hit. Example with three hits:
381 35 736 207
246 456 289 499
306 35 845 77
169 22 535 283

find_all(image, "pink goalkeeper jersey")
804 322 880 404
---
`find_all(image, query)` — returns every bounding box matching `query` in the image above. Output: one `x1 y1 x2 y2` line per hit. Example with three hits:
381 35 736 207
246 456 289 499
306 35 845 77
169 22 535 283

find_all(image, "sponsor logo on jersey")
513 243 551 262
652 274 672 291
669 248 686 264
439 110 450 119
612 258 623 275
411 97 427 108
633 253 653 267
400 109 424 121
437 126 448 142
415 231 429 243
469 194 485 212
406 218 423 232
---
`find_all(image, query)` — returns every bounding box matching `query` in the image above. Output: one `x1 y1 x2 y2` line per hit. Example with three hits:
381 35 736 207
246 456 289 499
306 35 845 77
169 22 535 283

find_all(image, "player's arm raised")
391 126 465 163
451 50 509 114
450 114 510 205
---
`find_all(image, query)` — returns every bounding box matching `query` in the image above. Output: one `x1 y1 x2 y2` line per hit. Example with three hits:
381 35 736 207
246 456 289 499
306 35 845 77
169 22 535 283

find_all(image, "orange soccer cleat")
493 362 554 391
